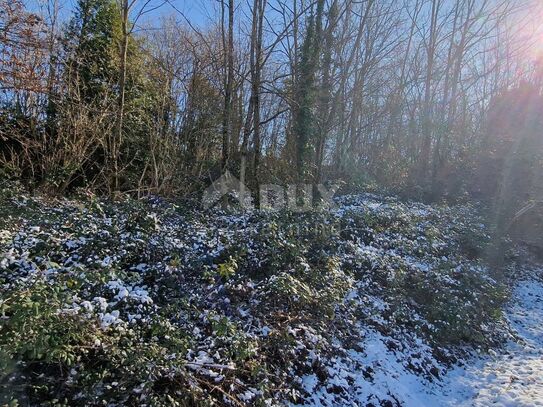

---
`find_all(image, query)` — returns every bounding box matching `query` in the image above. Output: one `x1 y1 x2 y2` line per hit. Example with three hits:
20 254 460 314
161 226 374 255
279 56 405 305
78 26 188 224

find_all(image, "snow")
2 191 541 405
100 310 122 328
297 277 543 407
425 278 543 407
106 279 153 304
297 328 442 406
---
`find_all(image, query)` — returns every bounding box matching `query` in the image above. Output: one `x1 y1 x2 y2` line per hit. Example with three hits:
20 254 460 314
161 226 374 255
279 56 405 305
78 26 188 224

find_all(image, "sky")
151 0 210 27
28 0 214 29
27 0 543 63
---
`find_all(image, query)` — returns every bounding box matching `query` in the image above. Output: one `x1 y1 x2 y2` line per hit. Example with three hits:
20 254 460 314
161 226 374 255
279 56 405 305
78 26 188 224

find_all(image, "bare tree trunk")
113 0 129 194
221 0 234 175
419 0 441 187
45 0 59 135
315 0 338 186
239 100 251 207
240 0 257 209
251 0 266 208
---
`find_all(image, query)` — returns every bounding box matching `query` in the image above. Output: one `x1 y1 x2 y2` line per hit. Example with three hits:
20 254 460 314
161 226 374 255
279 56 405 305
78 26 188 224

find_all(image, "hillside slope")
0 191 523 406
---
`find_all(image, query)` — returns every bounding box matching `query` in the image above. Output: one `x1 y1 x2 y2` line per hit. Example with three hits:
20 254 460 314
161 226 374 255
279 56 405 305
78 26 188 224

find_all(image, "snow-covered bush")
0 192 510 405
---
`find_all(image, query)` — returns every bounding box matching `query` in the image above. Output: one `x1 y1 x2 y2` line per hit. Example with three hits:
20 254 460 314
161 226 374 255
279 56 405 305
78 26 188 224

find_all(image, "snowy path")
428 279 543 407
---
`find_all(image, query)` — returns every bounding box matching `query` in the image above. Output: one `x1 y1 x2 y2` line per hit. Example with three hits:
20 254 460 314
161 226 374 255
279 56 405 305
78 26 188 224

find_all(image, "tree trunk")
419 0 441 187
113 0 129 193
221 0 234 175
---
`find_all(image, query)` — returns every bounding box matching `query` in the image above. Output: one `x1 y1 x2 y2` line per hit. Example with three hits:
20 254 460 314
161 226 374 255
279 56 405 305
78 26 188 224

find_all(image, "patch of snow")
426 279 543 407
296 278 543 407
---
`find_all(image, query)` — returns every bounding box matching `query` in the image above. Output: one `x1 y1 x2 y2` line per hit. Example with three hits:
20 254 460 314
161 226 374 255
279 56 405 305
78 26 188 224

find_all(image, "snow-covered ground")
427 278 543 407
2 191 541 405
299 277 543 407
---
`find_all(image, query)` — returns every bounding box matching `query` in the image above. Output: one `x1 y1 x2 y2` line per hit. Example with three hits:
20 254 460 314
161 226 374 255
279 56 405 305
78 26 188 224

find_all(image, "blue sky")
28 0 214 29
150 0 210 27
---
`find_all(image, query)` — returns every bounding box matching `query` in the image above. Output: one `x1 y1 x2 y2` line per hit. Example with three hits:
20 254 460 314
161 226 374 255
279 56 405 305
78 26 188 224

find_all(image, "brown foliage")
0 0 47 93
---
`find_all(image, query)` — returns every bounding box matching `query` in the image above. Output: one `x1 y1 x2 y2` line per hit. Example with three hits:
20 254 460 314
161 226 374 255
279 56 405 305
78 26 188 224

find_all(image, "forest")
1 0 543 405
2 0 543 208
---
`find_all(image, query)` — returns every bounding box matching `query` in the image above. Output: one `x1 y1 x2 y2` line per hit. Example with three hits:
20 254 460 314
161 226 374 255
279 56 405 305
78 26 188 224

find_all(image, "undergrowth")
0 189 509 405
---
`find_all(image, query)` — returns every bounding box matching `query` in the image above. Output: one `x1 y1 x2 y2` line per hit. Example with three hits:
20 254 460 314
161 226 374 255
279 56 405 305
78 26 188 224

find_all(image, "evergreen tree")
65 0 120 103
62 0 161 192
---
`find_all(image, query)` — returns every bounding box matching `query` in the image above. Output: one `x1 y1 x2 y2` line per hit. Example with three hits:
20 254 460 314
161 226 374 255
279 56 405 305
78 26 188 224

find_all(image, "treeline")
1 0 543 209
